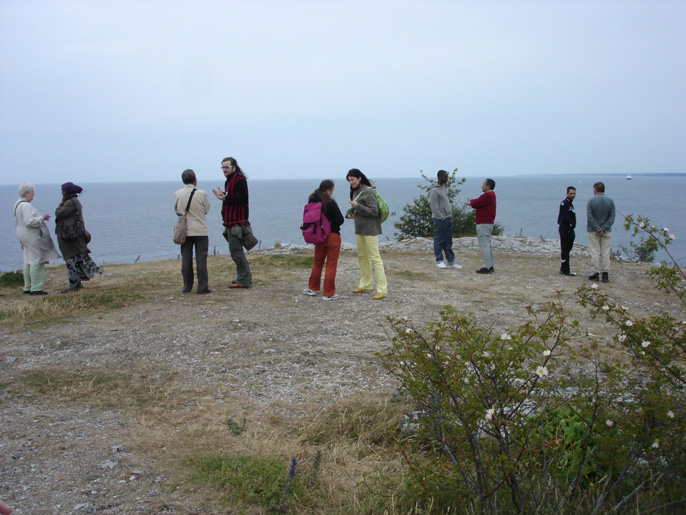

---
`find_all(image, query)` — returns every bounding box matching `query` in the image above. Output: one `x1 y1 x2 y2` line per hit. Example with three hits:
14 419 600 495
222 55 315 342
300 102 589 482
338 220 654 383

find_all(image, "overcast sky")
1 0 684 185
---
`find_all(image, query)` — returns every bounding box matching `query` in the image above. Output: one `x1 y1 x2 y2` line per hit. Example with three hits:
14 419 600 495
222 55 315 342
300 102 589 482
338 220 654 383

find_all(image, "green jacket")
346 185 382 236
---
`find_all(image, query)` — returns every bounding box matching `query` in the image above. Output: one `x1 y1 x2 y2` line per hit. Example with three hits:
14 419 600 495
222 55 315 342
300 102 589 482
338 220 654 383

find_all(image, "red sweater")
469 191 496 225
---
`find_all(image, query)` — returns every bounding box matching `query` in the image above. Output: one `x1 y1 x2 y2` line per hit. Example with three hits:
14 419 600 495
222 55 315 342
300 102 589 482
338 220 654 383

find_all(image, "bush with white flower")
377 217 685 513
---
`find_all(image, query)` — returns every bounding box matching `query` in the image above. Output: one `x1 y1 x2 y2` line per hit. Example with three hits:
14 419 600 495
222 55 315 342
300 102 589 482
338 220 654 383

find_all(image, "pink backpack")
301 201 331 245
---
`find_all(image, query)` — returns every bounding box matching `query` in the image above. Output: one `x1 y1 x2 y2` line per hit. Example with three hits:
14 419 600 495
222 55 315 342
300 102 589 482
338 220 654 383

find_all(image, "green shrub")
378 217 686 513
0 271 23 286
393 170 503 240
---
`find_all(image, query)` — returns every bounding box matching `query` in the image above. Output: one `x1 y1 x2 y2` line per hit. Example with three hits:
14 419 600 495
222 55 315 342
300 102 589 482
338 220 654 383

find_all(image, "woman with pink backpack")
302 180 345 300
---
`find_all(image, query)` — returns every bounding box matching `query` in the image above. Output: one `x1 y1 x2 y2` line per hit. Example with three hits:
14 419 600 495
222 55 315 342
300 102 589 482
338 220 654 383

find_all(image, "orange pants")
308 232 341 297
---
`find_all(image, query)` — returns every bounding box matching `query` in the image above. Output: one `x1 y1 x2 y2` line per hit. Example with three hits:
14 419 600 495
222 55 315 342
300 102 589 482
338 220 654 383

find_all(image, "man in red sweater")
466 179 497 274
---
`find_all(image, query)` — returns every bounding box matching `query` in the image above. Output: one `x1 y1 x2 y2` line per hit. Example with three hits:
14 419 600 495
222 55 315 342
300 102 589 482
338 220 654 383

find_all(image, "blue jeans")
433 218 455 263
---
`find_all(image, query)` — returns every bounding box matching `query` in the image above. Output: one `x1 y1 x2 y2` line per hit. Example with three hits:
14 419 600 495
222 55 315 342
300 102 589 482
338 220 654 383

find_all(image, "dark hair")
346 168 372 199
308 180 335 213
181 169 196 185
437 170 449 179
566 186 576 193
593 181 605 193
485 178 496 190
222 157 245 176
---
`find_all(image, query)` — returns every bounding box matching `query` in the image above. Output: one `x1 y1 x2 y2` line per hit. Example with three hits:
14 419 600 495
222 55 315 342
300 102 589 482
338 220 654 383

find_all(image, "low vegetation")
1 215 683 513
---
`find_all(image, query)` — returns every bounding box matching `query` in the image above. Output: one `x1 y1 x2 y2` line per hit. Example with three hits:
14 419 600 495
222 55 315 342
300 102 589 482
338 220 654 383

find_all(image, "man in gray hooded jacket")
428 170 461 269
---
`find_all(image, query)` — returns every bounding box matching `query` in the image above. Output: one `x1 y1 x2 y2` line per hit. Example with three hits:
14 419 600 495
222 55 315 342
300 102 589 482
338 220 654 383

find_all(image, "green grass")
0 271 24 286
187 454 299 508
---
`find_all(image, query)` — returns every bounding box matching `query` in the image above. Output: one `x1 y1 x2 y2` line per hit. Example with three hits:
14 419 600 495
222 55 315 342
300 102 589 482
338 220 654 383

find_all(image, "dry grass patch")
6 366 176 409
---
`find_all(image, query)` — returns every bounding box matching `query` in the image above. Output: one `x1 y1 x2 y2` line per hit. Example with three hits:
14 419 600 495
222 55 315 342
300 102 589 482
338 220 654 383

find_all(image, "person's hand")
0 498 13 514
211 188 226 201
349 200 358 209
43 214 51 221
346 213 354 219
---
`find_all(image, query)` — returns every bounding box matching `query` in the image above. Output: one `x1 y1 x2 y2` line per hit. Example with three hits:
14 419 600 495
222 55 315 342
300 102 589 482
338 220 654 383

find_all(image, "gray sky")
1 0 684 185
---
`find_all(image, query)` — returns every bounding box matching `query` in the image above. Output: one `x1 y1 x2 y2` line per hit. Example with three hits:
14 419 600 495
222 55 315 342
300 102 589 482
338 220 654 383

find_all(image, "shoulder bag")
173 188 196 244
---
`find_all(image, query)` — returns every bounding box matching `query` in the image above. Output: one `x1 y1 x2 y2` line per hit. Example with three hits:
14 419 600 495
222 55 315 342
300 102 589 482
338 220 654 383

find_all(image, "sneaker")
601 272 609 283
436 261 447 269
352 288 372 293
448 263 462 269
373 292 386 300
322 294 339 301
303 288 317 296
588 273 600 281
476 267 491 274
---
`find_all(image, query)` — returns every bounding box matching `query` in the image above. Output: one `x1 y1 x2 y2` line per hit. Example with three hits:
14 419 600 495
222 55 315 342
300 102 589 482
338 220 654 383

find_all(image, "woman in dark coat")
55 182 102 293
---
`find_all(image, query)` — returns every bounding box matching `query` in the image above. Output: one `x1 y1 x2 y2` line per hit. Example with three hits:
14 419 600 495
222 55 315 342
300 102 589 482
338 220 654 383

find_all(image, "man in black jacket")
558 186 577 276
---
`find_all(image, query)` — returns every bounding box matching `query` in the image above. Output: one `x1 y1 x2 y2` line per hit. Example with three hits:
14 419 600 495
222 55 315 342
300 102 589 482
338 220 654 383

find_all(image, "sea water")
2 174 685 272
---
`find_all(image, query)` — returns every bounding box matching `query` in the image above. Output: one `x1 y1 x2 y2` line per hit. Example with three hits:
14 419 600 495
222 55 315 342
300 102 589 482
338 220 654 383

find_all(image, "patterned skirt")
66 252 102 286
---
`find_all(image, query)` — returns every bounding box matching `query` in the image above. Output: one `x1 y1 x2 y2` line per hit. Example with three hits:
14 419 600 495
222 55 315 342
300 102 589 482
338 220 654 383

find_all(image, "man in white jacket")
175 169 211 294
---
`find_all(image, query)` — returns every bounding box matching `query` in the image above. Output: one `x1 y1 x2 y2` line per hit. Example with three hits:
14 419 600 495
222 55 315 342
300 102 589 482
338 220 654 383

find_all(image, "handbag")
59 219 85 242
173 188 196 244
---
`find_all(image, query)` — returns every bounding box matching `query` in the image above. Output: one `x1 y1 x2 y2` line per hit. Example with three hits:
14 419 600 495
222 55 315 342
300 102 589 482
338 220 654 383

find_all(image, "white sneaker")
322 294 339 301
303 288 317 296
436 262 447 269
449 263 462 269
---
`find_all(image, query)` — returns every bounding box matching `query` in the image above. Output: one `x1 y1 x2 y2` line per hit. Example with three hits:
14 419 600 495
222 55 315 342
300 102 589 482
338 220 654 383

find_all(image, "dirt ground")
0 236 674 514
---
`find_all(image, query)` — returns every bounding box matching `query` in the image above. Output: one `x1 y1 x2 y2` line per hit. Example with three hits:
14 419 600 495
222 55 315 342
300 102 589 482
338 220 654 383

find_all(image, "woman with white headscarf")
13 182 61 295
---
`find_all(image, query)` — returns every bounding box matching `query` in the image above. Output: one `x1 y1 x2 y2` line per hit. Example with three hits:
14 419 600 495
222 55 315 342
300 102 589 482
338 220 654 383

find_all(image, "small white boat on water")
626 174 632 180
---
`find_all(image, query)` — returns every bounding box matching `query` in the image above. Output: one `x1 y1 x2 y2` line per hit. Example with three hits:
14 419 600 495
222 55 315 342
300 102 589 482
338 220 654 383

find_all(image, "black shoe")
476 267 491 274
601 272 609 283
29 291 48 295
588 273 600 281
197 289 211 294
489 267 495 273
23 290 31 295
182 289 192 294
61 285 82 294
560 271 577 276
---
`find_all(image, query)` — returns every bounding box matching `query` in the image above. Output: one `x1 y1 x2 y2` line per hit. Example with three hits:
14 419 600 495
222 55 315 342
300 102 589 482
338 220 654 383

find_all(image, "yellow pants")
355 234 387 294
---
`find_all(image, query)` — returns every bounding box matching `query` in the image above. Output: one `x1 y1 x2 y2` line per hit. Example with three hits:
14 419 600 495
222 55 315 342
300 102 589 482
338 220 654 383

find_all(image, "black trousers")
181 235 209 293
559 227 575 274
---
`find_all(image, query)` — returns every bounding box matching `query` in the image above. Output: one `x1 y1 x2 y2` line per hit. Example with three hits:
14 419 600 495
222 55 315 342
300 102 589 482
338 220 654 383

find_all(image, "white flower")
543 350 551 357
591 283 599 289
663 227 669 232
485 408 495 420
652 440 659 449
483 351 490 358
500 333 511 340
639 222 646 228
622 305 628 310
625 320 634 326
618 334 627 342
602 305 610 311
670 234 676 240
536 366 549 377
405 328 414 334
606 419 614 427
641 341 651 348
667 411 675 419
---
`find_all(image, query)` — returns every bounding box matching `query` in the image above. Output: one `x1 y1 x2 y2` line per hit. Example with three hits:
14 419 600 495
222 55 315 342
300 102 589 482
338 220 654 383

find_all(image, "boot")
602 272 609 283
